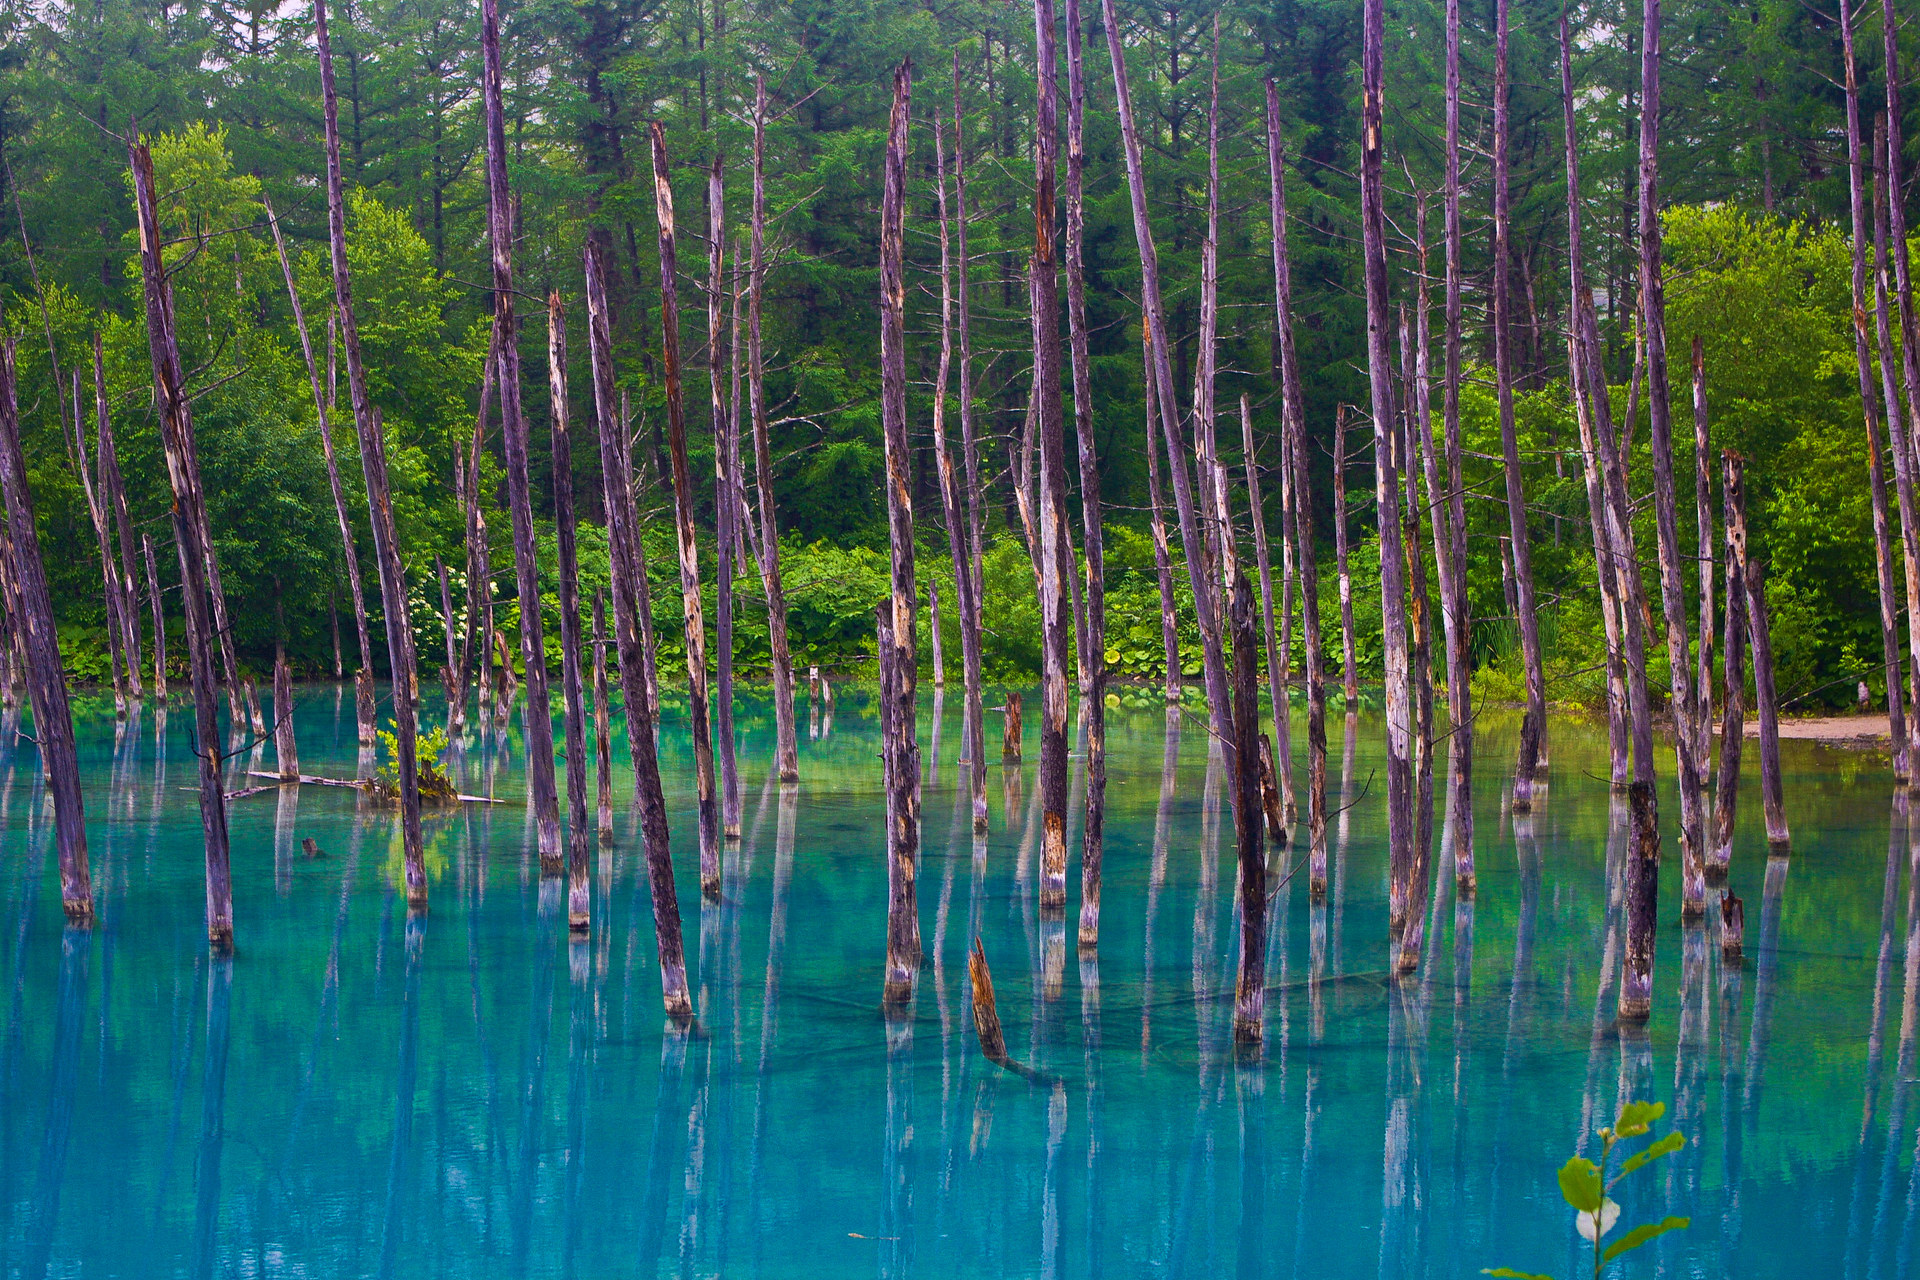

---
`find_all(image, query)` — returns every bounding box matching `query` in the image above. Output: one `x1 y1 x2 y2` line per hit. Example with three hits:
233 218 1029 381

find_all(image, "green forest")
0 0 1914 714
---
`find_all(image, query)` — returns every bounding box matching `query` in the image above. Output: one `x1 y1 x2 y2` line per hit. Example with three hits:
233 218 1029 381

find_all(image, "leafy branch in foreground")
1486 1099 1689 1280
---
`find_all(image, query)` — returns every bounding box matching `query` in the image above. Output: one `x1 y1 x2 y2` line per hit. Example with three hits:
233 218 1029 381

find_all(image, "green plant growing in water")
1486 1100 1689 1280
374 721 457 804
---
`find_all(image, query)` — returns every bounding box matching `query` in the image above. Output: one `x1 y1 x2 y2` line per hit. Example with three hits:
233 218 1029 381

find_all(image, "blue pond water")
0 683 1910 1277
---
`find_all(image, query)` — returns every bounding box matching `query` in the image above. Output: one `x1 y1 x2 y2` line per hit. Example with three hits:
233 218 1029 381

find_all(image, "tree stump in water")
968 938 1007 1064
1002 692 1023 762
1720 892 1744 964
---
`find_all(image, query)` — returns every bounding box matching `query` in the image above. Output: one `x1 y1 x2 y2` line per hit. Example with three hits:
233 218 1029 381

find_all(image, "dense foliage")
0 0 1914 710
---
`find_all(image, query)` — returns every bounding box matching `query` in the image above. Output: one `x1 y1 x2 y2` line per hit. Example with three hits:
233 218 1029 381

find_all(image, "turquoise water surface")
0 683 1909 1277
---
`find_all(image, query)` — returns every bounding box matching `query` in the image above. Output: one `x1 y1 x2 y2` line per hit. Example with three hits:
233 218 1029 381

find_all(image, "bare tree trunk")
1142 330 1181 703
1100 0 1232 747
1494 0 1547 808
548 294 593 930
592 589 614 845
130 138 229 945
1397 294 1438 973
1711 453 1747 875
648 121 723 899
70 369 128 715
1690 338 1715 803
1727 453 1787 849
953 57 990 711
93 337 143 701
1361 0 1415 949
584 240 690 1018
878 63 922 1006
1620 779 1658 1021
1438 7 1474 888
1229 569 1266 1044
1873 118 1920 754
1882 0 1920 561
264 196 374 744
1065 0 1106 952
318 0 424 904
932 107 989 834
707 158 742 842
1191 24 1229 600
748 78 798 786
1240 396 1290 836
1843 0 1908 779
273 640 297 782
482 0 563 878
454 335 498 740
1266 84 1329 890
144 534 167 699
0 338 90 923
1332 404 1360 709
1031 0 1072 917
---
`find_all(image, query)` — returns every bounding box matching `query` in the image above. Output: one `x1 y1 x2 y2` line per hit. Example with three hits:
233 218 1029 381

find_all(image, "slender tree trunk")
264 196 373 745
878 63 922 1006
1100 0 1232 747
318 0 425 902
93 337 143 700
130 138 229 946
144 534 167 699
455 334 499 740
1441 0 1475 889
1229 569 1266 1044
1843 0 1908 779
1690 338 1715 801
1332 404 1359 709
648 121 723 899
1882 0 1920 545
483 0 563 877
1266 84 1329 890
548 294 593 929
1620 778 1658 1021
707 158 742 842
1361 0 1415 950
1873 119 1920 750
1711 453 1747 874
70 370 127 715
1727 453 1787 848
273 640 297 782
1191 24 1229 600
592 589 614 845
953 57 989 711
1065 0 1106 949
1142 330 1181 703
932 109 989 835
1494 0 1547 808
584 241 690 1018
1240 396 1290 838
0 339 90 923
748 78 798 786
1031 0 1072 917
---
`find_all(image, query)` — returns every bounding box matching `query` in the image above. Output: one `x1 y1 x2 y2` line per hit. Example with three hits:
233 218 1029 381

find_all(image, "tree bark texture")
1229 570 1266 1044
547 294 593 928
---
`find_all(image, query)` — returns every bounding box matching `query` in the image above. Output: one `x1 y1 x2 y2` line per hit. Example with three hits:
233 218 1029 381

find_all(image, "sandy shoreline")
1742 714 1892 744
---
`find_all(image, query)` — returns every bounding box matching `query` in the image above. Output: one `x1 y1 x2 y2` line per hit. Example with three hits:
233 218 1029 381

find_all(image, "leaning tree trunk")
1360 0 1416 950
1100 0 1232 749
1030 0 1073 917
71 367 128 716
1065 0 1107 949
748 78 799 786
1266 83 1329 890
877 63 922 1007
93 336 143 701
482 0 563 877
264 195 374 744
1493 0 1547 810
130 138 229 946
143 534 167 699
591 590 614 845
318 0 424 904
1636 0 1707 920
1727 453 1788 850
1141 329 1182 703
1842 0 1908 779
584 240 691 1018
0 337 90 923
649 121 723 900
548 294 593 931
707 158 742 842
932 112 990 837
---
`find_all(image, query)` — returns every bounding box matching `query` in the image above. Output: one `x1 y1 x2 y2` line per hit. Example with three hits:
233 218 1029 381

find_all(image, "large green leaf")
1615 1131 1687 1179
1612 1100 1666 1139
1601 1216 1690 1263
1557 1157 1604 1213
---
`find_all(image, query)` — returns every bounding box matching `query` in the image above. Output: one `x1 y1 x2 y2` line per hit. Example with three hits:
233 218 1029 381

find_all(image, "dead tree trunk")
1712 451 1747 875
584 240 691 1018
1191 25 1229 600
455 338 499 739
1494 0 1547 808
482 0 563 877
0 337 90 923
1873 119 1920 759
1726 453 1788 849
1066 0 1106 948
264 196 373 743
1619 778 1658 1021
144 534 167 699
1361 0 1416 943
707 159 743 842
1031 0 1073 917
1397 296 1437 970
932 110 990 835
1881 0 1920 575
273 641 297 782
1637 0 1707 918
1266 84 1329 886
1240 396 1290 837
748 77 799 786
1229 569 1266 1044
1842 0 1908 779
130 137 229 945
1142 329 1181 703
93 337 143 701
1332 404 1360 709
953 57 990 721
547 294 593 929
1100 0 1232 747
1690 338 1715 800
648 121 723 899
71 369 128 715
1437 10 1475 887
591 588 614 845
878 62 922 1006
